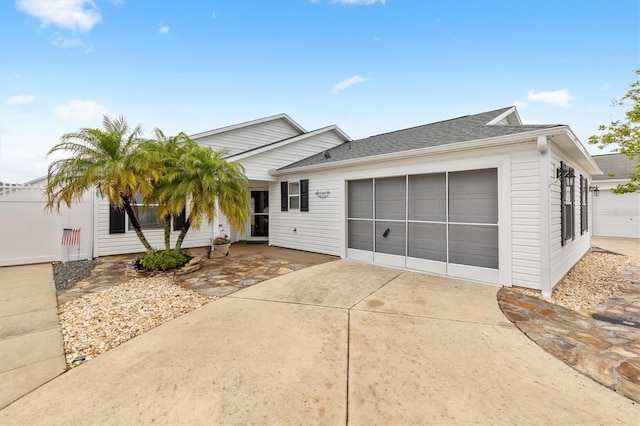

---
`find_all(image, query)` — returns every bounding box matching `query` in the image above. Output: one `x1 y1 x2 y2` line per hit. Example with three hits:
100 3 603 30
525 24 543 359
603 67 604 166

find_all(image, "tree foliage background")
589 69 640 194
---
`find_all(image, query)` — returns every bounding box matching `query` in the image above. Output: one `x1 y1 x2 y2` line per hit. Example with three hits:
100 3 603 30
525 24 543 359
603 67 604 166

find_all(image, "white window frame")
289 181 300 210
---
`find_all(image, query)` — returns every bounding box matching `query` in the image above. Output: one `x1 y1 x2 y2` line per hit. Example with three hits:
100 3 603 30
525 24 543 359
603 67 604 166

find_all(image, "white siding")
193 119 302 156
96 199 214 256
549 145 591 287
238 131 347 181
269 171 344 256
271 144 546 287
510 147 543 289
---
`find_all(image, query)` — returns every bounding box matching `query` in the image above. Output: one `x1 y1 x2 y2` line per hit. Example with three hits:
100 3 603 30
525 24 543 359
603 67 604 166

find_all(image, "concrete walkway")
2 261 639 424
592 236 640 258
0 264 66 409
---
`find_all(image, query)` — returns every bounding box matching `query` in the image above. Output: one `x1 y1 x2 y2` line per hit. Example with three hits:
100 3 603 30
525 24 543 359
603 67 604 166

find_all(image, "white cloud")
5 95 35 106
52 100 108 120
514 101 529 109
15 0 102 32
600 83 611 90
51 34 94 52
332 0 386 4
159 25 170 34
51 34 83 47
332 75 369 94
527 89 574 107
521 118 543 125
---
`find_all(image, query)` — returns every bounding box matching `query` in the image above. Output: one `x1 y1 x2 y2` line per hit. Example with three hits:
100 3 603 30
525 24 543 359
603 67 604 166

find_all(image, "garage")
591 153 640 238
592 189 640 238
346 168 499 284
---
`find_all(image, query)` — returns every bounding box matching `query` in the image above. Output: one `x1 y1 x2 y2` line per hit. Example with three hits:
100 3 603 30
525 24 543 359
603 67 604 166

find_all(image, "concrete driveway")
1 260 638 424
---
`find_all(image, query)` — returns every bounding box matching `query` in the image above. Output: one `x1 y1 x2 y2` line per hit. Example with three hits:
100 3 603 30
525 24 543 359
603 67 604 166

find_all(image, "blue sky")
1 0 638 183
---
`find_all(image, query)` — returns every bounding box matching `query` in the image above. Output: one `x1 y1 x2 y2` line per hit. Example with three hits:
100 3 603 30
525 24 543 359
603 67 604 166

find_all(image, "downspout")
538 136 552 300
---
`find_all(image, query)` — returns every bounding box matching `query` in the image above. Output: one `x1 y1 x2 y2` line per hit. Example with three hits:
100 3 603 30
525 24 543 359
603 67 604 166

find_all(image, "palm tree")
46 115 155 251
152 137 250 252
139 129 188 251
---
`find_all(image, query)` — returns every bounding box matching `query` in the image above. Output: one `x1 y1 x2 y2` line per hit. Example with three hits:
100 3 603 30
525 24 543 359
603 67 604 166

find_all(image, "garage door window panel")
448 169 498 224
375 221 406 256
375 176 406 220
408 173 446 222
348 179 373 251
408 223 446 261
449 224 499 269
349 220 373 251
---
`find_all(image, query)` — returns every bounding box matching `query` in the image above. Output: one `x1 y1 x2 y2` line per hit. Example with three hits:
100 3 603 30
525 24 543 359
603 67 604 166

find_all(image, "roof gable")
226 125 351 162
190 114 306 156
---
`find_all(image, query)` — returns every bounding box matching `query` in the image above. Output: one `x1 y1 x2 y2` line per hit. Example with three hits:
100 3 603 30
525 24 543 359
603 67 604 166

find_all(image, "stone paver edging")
498 268 640 403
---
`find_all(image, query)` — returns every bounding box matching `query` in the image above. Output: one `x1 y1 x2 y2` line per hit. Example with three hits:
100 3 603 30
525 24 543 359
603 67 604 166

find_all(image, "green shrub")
138 250 191 272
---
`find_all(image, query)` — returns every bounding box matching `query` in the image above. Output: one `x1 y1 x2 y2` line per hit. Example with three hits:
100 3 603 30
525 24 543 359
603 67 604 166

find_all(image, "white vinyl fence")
0 184 93 266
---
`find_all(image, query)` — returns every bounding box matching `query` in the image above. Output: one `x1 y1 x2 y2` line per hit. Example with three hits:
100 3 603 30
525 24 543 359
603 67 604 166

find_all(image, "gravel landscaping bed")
514 251 640 311
54 249 636 369
53 259 100 290
57 276 215 368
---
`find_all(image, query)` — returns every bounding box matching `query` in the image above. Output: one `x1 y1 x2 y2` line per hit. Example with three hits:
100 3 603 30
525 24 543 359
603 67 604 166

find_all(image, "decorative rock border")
498 281 640 403
125 256 203 278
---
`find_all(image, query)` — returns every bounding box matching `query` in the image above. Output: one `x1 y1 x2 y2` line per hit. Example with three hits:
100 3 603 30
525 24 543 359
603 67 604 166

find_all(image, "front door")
249 190 269 241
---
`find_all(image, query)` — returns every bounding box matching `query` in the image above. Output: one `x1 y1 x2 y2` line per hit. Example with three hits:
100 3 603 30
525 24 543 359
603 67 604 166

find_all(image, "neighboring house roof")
591 153 636 181
189 113 306 139
278 106 562 171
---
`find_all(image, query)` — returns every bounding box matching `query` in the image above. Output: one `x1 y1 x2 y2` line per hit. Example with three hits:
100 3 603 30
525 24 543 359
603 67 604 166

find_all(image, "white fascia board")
486 107 520 125
270 127 565 176
189 113 306 140
595 179 632 190
226 125 350 163
551 126 602 176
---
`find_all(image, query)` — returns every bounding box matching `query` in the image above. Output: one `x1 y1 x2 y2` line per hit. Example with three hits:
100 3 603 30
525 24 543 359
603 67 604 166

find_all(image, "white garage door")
592 190 640 238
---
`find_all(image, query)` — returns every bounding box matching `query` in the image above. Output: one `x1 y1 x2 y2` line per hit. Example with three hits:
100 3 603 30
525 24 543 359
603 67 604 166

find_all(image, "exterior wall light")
556 161 575 186
589 185 600 196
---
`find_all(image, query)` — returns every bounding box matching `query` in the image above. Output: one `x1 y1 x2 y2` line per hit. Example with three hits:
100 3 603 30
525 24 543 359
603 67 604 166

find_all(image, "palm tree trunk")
163 215 171 251
121 197 154 252
174 219 191 252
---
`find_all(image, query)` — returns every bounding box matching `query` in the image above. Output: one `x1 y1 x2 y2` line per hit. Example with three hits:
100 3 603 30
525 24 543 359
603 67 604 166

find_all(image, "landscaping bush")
137 250 191 271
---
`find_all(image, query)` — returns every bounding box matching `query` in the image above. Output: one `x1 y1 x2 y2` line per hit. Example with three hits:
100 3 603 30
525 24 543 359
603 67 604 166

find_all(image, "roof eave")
550 126 602 175
227 125 350 162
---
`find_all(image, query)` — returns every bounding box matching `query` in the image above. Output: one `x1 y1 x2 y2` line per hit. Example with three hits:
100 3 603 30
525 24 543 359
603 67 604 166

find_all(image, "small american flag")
62 228 80 246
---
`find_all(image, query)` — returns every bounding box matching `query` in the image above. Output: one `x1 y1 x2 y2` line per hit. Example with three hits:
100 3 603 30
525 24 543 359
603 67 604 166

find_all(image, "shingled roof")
278 106 561 170
592 153 637 180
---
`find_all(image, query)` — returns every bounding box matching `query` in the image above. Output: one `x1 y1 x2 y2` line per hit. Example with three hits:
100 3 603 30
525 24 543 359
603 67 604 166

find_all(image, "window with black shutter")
580 175 588 235
558 161 575 246
300 179 309 212
109 204 126 234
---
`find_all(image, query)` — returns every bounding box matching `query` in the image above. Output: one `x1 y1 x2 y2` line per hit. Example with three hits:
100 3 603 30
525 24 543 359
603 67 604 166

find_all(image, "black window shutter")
300 179 309 212
580 176 585 235
173 208 186 230
560 162 566 246
281 181 288 211
109 204 125 234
